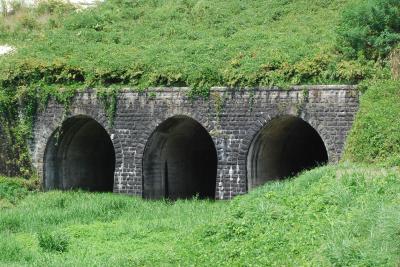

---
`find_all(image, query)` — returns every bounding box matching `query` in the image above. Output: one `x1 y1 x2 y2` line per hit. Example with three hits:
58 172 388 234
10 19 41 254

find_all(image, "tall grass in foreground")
0 164 399 266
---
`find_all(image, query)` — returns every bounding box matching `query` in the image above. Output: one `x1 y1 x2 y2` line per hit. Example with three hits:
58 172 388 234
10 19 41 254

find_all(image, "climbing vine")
296 88 309 116
0 83 78 177
97 87 119 127
211 91 226 126
248 89 255 113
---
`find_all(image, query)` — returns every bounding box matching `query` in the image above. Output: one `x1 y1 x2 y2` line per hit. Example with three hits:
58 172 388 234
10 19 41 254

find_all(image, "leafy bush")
38 231 69 253
337 0 400 60
0 176 39 204
0 177 27 203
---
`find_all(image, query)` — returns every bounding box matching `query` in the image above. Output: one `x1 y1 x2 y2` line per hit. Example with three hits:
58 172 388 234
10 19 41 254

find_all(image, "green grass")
1 165 399 266
0 176 38 207
0 0 374 94
344 79 400 165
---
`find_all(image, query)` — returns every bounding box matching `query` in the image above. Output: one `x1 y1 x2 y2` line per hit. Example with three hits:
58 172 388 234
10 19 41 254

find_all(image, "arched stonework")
141 114 217 199
43 115 116 191
137 110 221 199
244 115 328 190
240 113 333 173
30 91 123 192
29 86 359 199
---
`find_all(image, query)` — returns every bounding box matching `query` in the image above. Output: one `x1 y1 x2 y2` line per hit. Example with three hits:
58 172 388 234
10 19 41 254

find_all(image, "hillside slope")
0 165 399 266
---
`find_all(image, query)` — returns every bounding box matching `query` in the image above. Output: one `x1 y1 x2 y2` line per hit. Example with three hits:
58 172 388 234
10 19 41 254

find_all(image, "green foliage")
189 165 400 266
38 231 69 253
0 0 373 96
0 176 38 207
0 82 77 176
211 91 225 124
0 165 399 265
97 87 119 127
36 0 75 16
343 79 400 165
337 0 400 60
0 177 28 205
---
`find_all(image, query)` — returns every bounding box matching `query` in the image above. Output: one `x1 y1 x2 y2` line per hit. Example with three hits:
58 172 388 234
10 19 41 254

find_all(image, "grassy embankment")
1 165 400 266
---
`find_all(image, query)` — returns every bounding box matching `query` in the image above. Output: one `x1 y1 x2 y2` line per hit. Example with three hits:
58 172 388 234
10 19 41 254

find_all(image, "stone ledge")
71 85 358 96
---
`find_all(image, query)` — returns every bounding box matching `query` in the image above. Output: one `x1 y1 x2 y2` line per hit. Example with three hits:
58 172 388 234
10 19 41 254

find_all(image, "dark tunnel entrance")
143 116 217 200
44 115 115 192
247 116 328 190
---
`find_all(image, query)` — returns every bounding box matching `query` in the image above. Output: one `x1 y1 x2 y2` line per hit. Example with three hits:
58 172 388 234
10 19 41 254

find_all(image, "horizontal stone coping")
70 85 357 95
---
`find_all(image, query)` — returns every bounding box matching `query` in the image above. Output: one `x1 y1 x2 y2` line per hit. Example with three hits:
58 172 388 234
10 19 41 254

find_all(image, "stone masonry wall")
30 86 359 199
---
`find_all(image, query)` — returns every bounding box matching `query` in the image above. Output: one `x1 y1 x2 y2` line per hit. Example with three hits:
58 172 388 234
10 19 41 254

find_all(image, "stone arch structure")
246 115 328 190
29 86 359 199
43 115 116 191
142 115 217 199
132 109 219 198
30 92 123 191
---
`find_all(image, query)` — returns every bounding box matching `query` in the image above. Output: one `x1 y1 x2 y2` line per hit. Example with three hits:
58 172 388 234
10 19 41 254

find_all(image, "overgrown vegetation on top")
0 165 399 266
0 0 390 94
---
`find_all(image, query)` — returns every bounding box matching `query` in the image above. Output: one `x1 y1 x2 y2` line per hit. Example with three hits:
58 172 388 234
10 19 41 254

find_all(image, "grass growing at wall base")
0 164 399 266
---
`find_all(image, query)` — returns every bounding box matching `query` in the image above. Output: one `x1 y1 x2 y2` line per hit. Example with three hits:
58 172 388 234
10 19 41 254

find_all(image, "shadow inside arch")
142 115 217 200
247 115 328 190
43 115 115 192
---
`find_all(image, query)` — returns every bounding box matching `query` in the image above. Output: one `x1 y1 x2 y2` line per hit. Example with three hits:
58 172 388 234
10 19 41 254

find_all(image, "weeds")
38 230 69 253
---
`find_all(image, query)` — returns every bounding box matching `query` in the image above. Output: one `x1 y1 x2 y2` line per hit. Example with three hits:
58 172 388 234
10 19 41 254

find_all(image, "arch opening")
247 116 328 190
143 115 217 200
44 115 115 192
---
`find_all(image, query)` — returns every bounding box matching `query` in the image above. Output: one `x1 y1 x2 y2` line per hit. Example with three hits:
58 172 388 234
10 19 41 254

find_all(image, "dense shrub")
337 0 400 60
38 231 69 253
0 176 38 205
0 177 28 204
